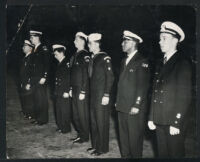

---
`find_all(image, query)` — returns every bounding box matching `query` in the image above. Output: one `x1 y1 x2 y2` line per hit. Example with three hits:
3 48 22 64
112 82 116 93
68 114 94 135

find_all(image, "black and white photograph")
5 2 198 159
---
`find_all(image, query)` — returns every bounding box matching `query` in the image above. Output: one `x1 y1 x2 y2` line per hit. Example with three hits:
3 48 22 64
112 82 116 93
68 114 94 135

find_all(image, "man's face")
53 50 61 61
159 33 178 54
22 44 31 54
121 39 135 53
74 36 84 49
88 41 96 53
30 35 39 45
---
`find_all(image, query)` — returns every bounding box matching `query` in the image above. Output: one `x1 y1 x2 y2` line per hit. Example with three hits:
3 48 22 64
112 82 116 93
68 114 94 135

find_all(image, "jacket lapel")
158 52 179 78
124 52 141 71
34 44 42 53
119 52 141 79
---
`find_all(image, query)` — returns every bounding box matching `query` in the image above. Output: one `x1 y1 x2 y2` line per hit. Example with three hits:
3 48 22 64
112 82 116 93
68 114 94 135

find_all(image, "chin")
160 48 165 53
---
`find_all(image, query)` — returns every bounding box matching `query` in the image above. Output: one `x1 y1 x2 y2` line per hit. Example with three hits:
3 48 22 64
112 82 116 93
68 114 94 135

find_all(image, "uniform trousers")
72 86 89 141
90 91 110 153
32 84 48 124
118 111 145 158
20 88 35 118
55 96 71 133
155 124 185 157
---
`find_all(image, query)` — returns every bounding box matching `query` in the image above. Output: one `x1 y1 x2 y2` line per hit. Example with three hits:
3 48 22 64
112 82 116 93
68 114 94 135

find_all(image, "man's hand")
63 92 69 98
25 84 31 90
148 121 156 130
101 96 109 105
169 126 180 135
79 93 85 100
69 90 72 97
129 107 139 115
39 78 46 85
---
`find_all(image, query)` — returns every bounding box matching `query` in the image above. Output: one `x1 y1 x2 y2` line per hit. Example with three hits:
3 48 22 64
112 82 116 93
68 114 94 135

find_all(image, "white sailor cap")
52 44 66 51
123 30 143 43
88 33 102 42
24 40 34 48
76 32 88 40
30 30 43 36
160 21 185 42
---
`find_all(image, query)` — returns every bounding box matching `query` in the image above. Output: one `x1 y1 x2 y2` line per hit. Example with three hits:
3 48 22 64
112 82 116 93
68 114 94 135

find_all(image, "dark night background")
7 5 196 74
5 5 198 158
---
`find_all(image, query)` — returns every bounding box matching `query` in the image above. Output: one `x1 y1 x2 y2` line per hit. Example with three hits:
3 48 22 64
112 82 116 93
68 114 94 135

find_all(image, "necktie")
88 54 94 78
163 56 167 64
124 55 129 67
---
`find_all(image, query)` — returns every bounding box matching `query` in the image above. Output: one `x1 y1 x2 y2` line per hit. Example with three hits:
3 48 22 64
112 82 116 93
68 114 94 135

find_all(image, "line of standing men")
19 21 193 158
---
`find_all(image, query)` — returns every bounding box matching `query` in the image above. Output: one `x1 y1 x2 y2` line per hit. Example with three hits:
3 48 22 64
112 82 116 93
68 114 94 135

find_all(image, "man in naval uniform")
116 30 150 158
29 30 50 125
19 40 34 119
70 32 90 143
53 44 71 133
87 33 114 156
148 21 192 157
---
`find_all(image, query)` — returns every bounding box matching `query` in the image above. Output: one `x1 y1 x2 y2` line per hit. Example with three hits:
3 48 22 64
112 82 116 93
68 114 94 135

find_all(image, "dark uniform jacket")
89 52 114 96
31 44 50 85
19 53 33 88
116 52 150 113
149 52 192 128
70 49 90 93
55 57 71 97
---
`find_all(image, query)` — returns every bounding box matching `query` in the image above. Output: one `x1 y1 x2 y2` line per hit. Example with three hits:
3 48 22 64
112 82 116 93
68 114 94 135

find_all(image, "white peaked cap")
29 30 43 35
52 44 66 51
160 21 185 42
123 30 143 43
24 40 34 47
88 33 102 42
76 32 88 40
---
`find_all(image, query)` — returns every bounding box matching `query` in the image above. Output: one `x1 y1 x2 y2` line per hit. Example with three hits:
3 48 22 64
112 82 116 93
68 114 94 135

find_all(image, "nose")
159 39 162 45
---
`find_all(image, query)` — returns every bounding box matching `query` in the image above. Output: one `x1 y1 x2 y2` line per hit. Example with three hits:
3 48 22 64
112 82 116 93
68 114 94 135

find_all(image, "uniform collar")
25 52 32 57
127 50 137 58
59 56 66 64
34 43 41 51
76 49 88 56
77 49 87 53
126 50 138 65
164 50 177 62
91 51 105 58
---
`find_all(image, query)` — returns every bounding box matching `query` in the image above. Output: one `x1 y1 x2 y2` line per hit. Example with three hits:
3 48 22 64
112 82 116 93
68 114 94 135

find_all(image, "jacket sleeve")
23 55 34 86
42 46 50 79
103 55 114 97
26 57 33 85
132 59 150 109
63 62 71 93
171 60 192 128
80 54 90 94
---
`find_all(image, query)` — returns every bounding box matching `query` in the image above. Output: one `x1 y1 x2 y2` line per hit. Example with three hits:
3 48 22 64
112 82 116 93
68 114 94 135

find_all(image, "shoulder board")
84 56 90 62
104 56 111 60
84 56 90 59
104 56 111 63
66 62 70 67
141 62 149 68
42 46 48 51
98 52 107 55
